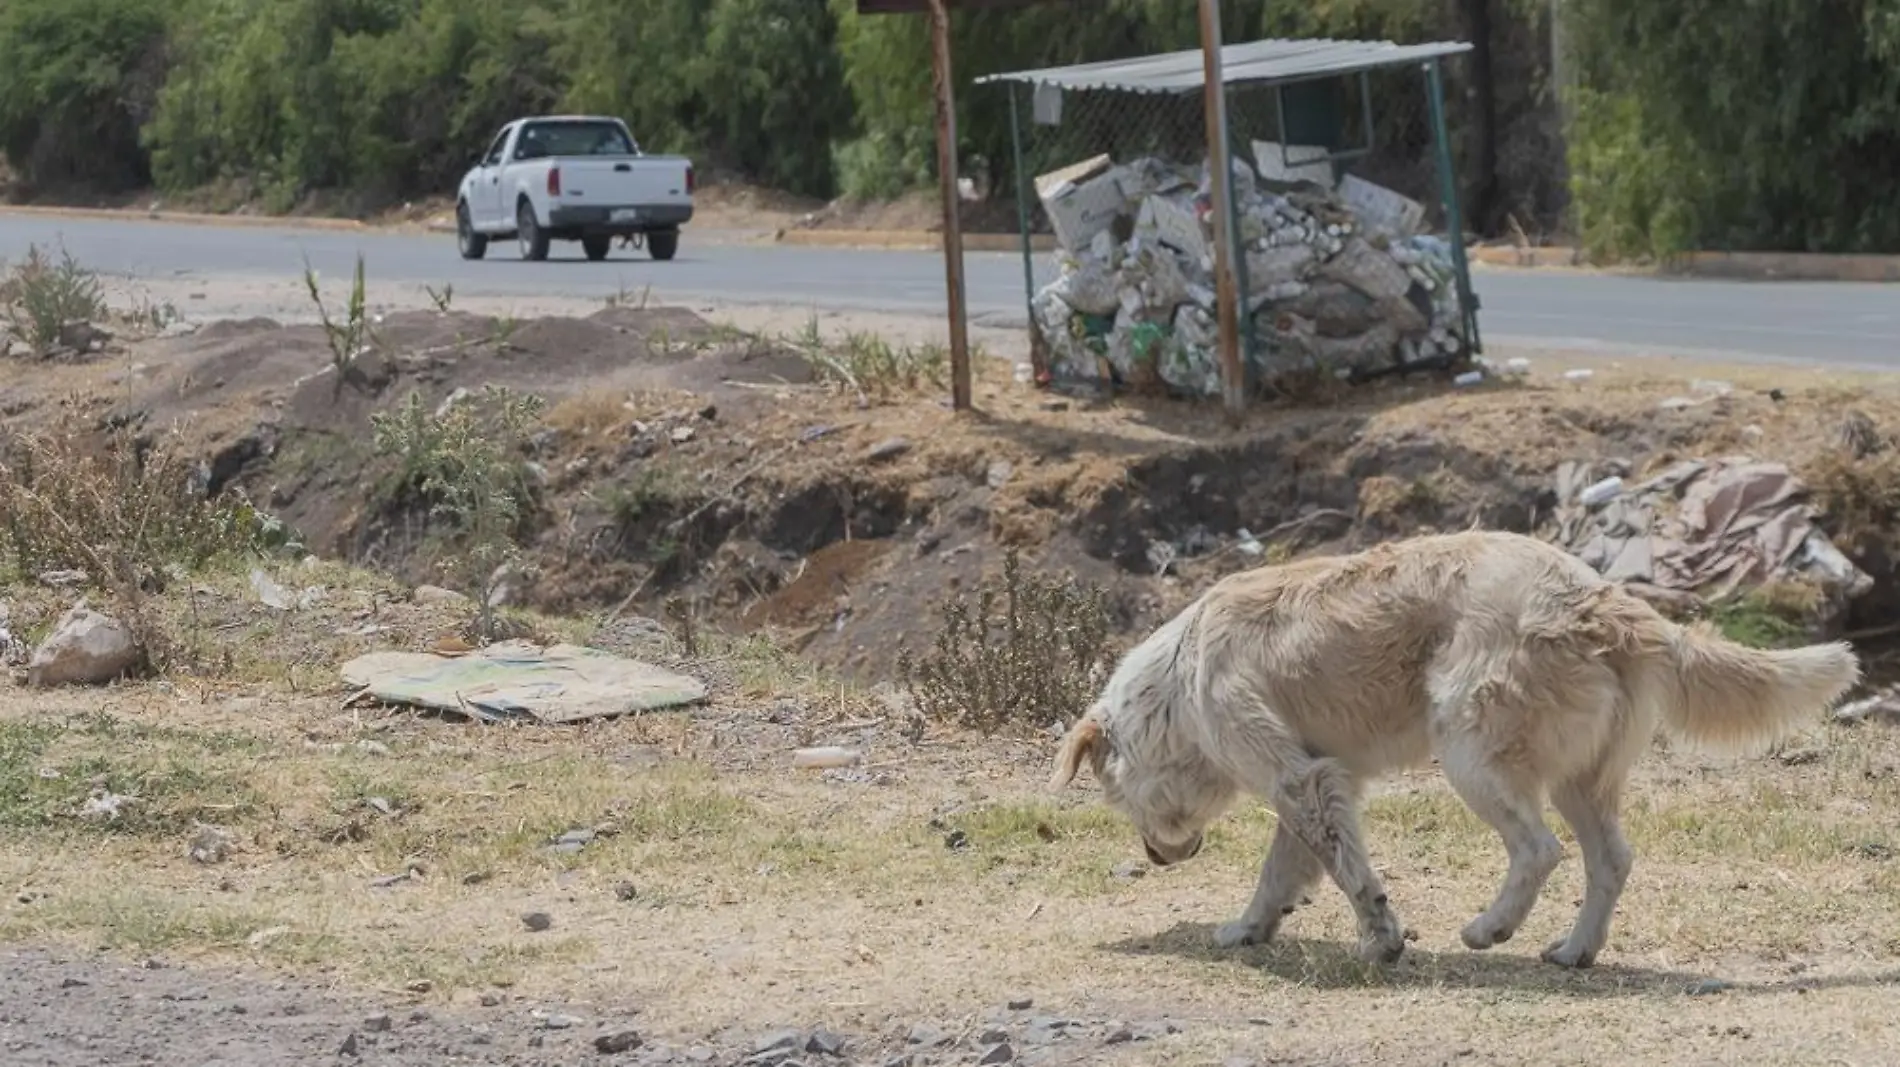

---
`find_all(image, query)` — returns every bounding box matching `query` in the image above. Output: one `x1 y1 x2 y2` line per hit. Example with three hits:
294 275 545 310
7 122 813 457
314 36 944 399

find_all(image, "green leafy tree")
0 0 169 193
1568 0 1900 258
697 0 853 197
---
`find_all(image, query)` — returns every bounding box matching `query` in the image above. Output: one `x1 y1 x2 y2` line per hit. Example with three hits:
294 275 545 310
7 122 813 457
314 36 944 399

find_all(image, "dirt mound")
9 303 1900 684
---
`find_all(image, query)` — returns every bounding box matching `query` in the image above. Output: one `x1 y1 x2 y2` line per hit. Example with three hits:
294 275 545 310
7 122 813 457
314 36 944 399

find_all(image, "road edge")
776 228 1900 283
0 204 371 232
8 203 1898 282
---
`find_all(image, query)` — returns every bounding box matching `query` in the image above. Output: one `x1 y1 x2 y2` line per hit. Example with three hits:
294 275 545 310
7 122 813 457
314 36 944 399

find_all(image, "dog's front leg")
1271 761 1407 965
1215 820 1322 949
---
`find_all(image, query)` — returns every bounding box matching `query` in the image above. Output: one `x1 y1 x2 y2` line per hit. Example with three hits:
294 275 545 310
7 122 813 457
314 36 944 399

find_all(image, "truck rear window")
514 121 636 160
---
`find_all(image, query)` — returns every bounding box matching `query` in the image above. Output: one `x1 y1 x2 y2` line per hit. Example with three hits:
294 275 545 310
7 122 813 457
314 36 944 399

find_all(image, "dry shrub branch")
898 548 1117 734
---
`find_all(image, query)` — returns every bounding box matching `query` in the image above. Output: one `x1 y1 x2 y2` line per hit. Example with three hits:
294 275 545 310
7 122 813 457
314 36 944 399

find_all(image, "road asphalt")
3 212 1897 369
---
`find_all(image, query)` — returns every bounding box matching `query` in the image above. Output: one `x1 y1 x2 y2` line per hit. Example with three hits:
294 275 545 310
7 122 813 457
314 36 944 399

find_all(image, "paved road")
4 212 1899 369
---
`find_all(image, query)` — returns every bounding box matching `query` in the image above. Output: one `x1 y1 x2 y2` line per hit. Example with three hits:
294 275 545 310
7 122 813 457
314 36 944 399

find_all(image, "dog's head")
1049 703 1235 868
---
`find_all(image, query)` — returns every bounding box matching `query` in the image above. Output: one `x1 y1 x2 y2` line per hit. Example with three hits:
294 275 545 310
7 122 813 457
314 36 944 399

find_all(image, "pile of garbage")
1029 145 1467 396
1549 456 1873 631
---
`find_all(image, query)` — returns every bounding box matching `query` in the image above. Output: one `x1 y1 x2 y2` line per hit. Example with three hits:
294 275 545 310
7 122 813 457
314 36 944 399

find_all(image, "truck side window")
482 129 508 167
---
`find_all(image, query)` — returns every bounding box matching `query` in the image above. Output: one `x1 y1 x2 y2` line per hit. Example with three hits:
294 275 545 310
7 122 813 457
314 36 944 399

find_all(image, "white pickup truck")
454 115 694 262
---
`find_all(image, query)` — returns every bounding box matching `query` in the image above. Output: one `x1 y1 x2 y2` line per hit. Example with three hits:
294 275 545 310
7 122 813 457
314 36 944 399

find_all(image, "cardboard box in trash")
1337 173 1426 238
1035 154 1133 252
1253 141 1335 188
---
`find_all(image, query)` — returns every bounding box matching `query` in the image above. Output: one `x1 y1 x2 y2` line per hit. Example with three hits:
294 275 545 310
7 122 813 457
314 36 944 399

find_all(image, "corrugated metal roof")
973 38 1472 94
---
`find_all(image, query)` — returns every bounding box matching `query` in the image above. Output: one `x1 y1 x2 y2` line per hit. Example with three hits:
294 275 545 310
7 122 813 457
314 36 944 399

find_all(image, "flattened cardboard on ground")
340 641 708 724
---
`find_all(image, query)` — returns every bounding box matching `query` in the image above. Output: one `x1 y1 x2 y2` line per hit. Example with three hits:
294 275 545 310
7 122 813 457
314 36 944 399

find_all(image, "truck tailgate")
551 159 690 209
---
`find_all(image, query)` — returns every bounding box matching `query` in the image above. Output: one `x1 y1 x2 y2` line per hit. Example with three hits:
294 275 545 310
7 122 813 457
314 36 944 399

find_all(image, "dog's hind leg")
1439 736 1564 952
1214 819 1325 949
1268 759 1407 964
1542 759 1635 968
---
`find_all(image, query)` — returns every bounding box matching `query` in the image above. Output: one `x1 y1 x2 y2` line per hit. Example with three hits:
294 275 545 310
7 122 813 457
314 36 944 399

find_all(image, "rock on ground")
26 605 142 687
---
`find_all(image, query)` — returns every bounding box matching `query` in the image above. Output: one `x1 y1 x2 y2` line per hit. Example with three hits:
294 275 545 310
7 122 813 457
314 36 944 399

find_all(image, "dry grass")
2 557 1897 1062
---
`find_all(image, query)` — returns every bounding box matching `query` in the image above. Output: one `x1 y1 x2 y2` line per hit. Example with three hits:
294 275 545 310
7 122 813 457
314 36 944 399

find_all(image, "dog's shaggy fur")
1051 530 1861 967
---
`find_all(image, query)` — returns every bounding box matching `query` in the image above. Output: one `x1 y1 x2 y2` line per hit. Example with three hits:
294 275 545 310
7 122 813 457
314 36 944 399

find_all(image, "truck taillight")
547 166 561 197
685 165 695 195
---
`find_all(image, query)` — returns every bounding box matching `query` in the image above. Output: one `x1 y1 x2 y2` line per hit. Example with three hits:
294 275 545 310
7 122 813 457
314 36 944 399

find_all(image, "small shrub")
1 243 107 353
369 385 547 641
898 549 1117 735
0 423 283 585
302 252 373 399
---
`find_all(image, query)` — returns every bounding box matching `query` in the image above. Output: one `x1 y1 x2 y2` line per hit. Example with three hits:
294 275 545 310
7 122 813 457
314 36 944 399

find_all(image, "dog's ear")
1049 716 1105 789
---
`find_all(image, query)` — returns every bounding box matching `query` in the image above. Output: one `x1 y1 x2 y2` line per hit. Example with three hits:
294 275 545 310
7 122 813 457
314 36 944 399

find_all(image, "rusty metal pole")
928 0 974 412
1196 0 1245 421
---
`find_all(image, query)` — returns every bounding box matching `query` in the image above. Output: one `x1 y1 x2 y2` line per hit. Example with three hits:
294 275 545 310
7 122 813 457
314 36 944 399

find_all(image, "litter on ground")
339 641 708 724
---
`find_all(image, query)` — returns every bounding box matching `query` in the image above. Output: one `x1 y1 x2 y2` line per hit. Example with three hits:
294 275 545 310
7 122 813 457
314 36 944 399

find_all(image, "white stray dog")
1050 530 1861 967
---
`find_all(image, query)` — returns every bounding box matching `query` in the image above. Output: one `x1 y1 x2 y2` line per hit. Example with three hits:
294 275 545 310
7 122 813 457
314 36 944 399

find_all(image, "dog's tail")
1617 597 1861 755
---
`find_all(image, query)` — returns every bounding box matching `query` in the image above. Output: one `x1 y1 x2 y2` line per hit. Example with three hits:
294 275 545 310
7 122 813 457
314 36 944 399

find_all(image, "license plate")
610 208 640 223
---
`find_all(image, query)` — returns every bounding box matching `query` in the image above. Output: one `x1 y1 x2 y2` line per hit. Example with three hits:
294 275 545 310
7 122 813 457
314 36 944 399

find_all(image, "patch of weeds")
794 324 950 403
369 385 548 641
425 282 454 312
0 423 288 668
601 466 687 528
604 281 651 310
302 252 373 399
899 548 1117 735
491 312 520 347
1709 584 1816 648
0 718 263 835
1 243 107 353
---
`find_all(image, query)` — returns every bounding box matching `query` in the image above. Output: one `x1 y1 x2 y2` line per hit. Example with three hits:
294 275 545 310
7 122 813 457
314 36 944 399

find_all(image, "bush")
1567 0 1900 257
898 549 1117 735
1 244 108 353
0 0 167 194
369 384 547 640
0 422 284 587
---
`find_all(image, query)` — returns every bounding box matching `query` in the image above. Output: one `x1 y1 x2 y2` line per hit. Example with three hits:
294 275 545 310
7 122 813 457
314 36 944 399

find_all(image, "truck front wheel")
457 202 488 260
517 201 551 262
647 229 679 262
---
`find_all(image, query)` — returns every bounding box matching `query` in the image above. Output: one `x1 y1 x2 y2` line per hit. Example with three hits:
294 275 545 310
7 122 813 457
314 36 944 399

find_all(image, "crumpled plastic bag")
1117 243 1194 315
1052 252 1122 316
1162 305 1221 395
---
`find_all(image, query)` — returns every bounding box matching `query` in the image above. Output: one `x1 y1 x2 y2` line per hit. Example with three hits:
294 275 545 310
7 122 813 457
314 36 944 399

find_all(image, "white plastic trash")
1453 370 1484 387
1577 476 1624 507
1563 368 1594 382
792 746 862 770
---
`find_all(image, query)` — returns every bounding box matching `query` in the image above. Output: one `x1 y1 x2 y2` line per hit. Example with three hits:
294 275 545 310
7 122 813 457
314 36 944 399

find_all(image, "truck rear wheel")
582 235 612 261
647 230 679 262
517 201 550 262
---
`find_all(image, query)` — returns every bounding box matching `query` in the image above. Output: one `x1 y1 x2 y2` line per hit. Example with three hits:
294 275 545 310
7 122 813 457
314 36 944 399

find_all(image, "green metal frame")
1008 83 1039 359
1425 57 1482 355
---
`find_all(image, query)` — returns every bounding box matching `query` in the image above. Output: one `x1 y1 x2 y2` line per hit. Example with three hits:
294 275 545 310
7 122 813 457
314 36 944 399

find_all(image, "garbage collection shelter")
975 37 1482 397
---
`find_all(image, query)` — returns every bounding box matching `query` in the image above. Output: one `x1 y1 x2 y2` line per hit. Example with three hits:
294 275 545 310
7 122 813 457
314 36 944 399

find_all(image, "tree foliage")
1567 0 1900 258
4 0 1894 255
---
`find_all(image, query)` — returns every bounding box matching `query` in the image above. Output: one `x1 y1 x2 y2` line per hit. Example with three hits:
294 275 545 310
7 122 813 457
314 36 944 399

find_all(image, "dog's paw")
1214 920 1269 950
1459 915 1516 951
1540 938 1597 969
1358 912 1408 965
1357 931 1406 965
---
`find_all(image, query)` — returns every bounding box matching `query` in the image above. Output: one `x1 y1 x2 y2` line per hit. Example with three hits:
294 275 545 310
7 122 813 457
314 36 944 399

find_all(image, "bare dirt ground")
3 272 1900 1065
